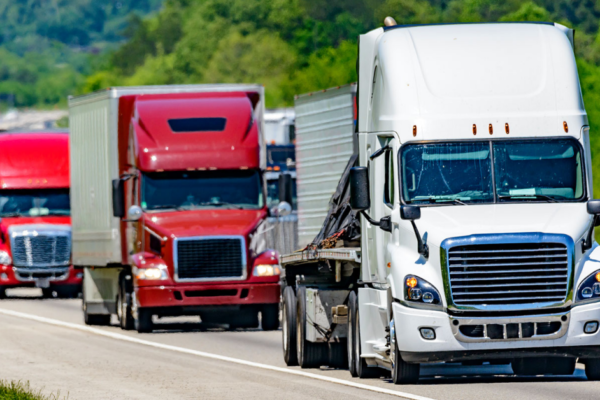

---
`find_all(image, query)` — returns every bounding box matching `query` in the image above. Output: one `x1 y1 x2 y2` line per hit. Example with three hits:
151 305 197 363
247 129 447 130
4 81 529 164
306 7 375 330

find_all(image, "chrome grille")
12 235 71 267
447 242 569 306
175 236 246 281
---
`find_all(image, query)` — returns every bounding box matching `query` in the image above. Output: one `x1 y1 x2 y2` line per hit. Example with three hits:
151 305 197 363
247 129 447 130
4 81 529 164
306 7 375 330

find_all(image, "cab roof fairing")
129 93 262 172
365 23 587 143
0 132 69 189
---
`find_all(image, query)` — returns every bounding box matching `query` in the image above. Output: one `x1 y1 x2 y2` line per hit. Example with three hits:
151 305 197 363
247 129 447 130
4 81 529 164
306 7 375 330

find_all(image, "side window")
384 149 394 206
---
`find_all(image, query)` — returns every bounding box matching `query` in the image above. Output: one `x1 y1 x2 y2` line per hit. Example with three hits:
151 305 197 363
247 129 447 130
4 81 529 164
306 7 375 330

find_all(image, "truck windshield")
401 139 584 204
141 170 264 211
0 189 70 216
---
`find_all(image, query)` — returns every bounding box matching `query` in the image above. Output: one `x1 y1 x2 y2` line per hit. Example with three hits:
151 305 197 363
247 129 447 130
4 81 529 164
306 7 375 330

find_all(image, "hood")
144 209 266 239
414 203 590 248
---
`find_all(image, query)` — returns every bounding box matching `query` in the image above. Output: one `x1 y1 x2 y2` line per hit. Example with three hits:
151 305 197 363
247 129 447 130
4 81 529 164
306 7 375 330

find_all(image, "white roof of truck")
365 23 586 141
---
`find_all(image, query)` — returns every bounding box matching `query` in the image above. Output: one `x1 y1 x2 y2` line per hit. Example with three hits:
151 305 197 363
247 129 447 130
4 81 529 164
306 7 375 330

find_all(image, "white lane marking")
0 308 436 400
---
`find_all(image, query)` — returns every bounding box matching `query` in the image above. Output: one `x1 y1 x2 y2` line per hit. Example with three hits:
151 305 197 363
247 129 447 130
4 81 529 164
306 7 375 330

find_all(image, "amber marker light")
413 125 417 137
406 276 418 288
489 124 493 135
563 121 569 133
595 272 600 282
505 123 510 134
472 124 477 135
387 262 391 269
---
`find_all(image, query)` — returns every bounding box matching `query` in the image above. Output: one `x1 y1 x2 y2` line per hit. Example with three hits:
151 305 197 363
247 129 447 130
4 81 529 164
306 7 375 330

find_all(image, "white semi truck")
280 21 600 383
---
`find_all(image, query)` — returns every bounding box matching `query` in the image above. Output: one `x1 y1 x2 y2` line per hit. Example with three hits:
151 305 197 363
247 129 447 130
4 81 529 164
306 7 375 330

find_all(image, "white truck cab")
281 21 600 383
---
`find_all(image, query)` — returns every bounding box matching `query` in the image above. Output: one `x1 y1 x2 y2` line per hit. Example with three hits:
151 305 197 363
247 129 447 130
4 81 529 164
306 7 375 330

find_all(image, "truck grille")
12 235 71 267
447 242 569 306
175 237 246 281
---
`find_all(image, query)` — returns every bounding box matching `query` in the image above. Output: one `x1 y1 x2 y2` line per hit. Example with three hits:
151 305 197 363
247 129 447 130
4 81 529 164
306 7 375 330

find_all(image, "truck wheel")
117 275 134 330
282 286 298 366
0 286 7 299
328 340 348 369
296 287 326 368
347 291 358 377
135 308 153 333
585 359 600 380
261 304 279 331
391 336 420 384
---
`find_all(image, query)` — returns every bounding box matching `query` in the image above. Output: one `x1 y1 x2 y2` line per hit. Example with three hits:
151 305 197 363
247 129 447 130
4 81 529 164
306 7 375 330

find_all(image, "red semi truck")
0 130 82 298
68 85 282 332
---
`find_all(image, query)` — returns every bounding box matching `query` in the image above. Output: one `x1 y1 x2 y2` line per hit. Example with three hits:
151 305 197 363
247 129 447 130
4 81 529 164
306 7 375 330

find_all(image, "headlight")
253 264 281 277
576 270 600 302
404 275 441 305
136 267 168 280
0 251 11 265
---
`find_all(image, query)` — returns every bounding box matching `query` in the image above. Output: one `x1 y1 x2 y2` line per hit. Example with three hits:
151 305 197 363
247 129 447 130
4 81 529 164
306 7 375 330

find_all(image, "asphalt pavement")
0 288 598 400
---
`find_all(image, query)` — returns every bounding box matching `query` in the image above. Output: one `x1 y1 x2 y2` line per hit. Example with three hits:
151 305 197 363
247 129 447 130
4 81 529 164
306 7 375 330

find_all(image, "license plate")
35 278 50 288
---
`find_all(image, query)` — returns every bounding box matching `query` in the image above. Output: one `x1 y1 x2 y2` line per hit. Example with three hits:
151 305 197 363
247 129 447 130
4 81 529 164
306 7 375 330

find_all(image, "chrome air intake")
442 233 573 311
9 225 71 268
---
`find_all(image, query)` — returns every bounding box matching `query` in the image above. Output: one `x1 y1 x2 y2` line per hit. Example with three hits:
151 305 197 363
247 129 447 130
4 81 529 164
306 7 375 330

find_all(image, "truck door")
365 134 395 283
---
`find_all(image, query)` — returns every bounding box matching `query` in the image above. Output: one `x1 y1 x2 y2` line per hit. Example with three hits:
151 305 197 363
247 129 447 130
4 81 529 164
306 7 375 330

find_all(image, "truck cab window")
0 189 70 217
141 170 264 211
384 149 394 206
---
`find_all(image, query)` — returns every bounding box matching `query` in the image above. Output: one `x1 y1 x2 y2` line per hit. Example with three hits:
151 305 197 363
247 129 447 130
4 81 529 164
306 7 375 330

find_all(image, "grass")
0 381 65 400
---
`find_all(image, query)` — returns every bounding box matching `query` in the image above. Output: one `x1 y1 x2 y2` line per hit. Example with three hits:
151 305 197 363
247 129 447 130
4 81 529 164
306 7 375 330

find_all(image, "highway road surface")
1 289 599 400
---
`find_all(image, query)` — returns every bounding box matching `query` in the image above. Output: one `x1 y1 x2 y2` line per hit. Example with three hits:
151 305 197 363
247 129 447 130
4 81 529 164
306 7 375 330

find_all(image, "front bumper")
0 264 83 287
135 282 280 309
393 301 600 362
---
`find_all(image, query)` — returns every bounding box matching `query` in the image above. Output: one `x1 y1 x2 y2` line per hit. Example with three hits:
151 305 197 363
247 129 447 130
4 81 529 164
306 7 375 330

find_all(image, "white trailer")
281 21 600 383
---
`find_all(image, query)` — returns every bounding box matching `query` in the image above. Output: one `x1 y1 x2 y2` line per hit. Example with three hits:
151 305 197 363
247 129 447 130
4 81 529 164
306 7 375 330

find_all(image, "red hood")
143 209 266 238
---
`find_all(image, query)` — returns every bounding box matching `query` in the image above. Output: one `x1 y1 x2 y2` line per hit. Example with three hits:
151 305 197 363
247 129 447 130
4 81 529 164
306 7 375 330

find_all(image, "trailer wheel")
135 308 153 333
261 304 279 331
117 274 134 330
296 287 326 368
585 359 600 380
282 286 298 366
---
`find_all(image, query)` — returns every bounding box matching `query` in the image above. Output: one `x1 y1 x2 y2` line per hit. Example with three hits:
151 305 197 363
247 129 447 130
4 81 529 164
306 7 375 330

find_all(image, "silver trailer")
294 85 357 248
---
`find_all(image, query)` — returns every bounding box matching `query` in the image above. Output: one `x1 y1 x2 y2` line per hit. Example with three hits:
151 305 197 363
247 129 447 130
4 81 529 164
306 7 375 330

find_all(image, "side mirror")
127 205 143 221
277 201 292 217
350 167 370 211
400 205 421 221
588 200 600 216
278 173 293 205
112 179 125 218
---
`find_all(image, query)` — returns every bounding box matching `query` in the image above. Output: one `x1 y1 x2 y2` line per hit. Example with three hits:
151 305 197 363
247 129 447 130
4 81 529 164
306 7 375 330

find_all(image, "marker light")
253 264 281 277
596 272 600 282
136 267 168 280
406 276 418 288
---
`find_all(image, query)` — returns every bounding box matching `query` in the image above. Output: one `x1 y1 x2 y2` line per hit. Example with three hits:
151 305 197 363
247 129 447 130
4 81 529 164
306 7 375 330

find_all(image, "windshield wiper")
498 194 559 203
197 202 243 209
412 197 469 206
148 204 183 210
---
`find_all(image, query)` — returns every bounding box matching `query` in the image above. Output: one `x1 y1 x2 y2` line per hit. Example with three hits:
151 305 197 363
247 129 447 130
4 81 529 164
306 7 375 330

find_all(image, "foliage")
0 0 162 108
0 381 63 400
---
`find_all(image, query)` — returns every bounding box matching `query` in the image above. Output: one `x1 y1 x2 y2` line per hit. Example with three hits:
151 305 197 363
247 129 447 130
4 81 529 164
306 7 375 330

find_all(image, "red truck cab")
0 131 81 298
69 86 280 332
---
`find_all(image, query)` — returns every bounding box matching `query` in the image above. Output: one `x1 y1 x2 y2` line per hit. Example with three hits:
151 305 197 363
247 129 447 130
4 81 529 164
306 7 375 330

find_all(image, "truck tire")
261 304 279 331
135 308 153 333
350 291 380 378
391 339 420 384
0 287 6 299
347 291 358 377
296 287 326 368
585 359 600 380
117 274 134 330
328 341 348 369
282 286 298 366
